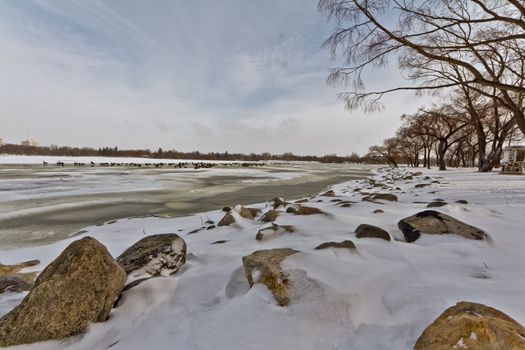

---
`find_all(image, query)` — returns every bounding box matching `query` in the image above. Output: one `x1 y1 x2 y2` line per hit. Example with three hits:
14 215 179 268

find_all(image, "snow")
1 167 525 349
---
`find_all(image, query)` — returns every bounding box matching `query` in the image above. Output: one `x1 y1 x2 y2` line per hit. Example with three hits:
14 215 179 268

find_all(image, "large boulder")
415 301 525 350
398 210 487 242
355 224 391 241
116 234 187 277
242 248 299 306
0 237 125 347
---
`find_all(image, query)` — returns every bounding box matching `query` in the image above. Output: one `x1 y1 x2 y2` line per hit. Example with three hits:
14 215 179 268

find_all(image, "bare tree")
319 0 525 133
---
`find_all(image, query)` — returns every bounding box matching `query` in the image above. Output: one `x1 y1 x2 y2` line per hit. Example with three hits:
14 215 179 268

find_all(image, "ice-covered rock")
218 212 236 226
314 240 356 250
261 209 280 222
0 237 125 347
116 234 187 277
415 301 525 350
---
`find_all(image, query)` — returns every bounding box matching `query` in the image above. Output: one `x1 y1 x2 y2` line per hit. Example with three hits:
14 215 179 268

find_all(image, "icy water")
0 162 369 248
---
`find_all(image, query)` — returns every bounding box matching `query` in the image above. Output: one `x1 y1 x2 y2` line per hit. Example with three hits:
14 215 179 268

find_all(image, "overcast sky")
0 0 427 156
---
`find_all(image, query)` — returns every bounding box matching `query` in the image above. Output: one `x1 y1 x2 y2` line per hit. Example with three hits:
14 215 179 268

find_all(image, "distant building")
21 139 39 147
501 145 525 174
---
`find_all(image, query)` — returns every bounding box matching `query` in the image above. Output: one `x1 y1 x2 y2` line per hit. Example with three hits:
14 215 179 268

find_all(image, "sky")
0 0 426 156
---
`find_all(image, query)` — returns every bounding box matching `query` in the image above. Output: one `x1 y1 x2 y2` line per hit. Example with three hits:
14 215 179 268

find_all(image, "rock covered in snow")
256 223 295 241
414 301 525 350
116 234 187 277
355 224 391 241
0 237 126 347
398 210 487 243
242 248 299 306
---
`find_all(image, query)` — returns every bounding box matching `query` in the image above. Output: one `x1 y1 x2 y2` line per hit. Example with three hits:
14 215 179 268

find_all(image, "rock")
205 219 214 224
207 225 216 230
294 198 309 204
242 248 299 306
315 240 356 250
295 206 324 215
414 301 525 350
455 200 468 204
339 203 352 208
368 193 398 202
256 224 295 241
427 201 448 208
218 212 236 226
286 207 298 214
0 276 33 294
320 190 336 197
211 240 228 244
236 206 255 220
398 210 487 243
222 206 232 212
373 209 384 214
415 183 431 188
261 209 280 222
355 224 391 241
246 207 262 218
0 237 125 347
330 198 343 202
116 234 187 276
271 197 287 209
0 259 40 276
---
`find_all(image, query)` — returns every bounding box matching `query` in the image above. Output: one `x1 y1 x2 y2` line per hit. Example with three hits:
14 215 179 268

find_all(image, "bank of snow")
1 167 525 350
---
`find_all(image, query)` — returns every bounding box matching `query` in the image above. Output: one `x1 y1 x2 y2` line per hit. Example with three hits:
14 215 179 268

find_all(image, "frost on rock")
116 234 187 278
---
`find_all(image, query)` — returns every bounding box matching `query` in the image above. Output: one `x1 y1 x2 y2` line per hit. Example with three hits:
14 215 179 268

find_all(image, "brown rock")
237 206 255 220
320 190 336 197
370 193 398 202
0 259 40 276
0 237 126 347
0 276 33 294
355 224 391 241
414 301 525 350
296 206 325 215
242 248 299 306
218 212 236 226
315 240 356 250
261 209 280 222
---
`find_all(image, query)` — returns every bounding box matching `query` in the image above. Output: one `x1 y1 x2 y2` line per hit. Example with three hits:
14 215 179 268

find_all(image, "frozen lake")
0 161 369 248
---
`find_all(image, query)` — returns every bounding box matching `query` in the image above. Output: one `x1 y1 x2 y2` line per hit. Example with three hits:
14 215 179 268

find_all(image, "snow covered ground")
1 167 525 349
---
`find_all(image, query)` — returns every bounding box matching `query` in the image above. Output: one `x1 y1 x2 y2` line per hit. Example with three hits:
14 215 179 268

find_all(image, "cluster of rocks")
0 233 187 347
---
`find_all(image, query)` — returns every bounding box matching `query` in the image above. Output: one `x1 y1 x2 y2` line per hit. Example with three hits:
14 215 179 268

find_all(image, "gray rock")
398 210 487 242
0 276 33 294
427 201 448 208
116 234 187 276
355 224 391 241
0 237 126 347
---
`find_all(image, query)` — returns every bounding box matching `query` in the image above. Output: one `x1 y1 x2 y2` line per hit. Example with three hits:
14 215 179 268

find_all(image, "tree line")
319 0 525 171
0 143 363 164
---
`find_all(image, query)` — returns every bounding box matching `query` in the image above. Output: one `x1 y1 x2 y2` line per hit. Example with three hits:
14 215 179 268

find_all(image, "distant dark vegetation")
0 144 365 164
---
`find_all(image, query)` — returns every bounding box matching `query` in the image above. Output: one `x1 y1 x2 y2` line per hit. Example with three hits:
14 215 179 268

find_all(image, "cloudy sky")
0 0 426 156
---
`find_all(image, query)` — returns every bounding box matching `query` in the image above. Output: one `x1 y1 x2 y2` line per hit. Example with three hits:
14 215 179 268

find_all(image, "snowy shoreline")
1 166 525 349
